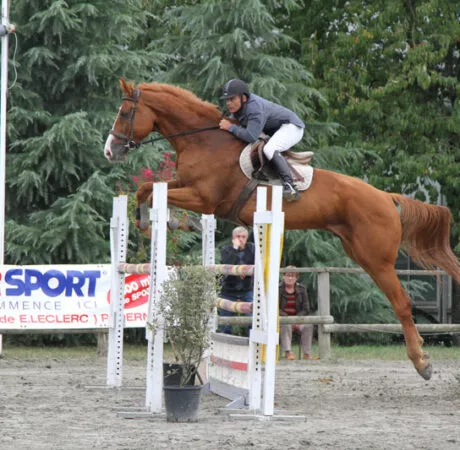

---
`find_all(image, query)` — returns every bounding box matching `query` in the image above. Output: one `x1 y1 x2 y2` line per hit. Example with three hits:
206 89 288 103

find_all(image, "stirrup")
283 182 300 202
252 168 269 181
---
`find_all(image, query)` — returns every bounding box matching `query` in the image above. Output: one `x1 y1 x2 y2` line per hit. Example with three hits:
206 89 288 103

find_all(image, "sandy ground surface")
1 355 459 450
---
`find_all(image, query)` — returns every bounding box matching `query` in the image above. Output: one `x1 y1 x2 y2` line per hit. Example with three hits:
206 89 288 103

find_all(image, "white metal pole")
262 186 283 417
106 196 128 387
248 187 268 411
145 182 168 414
0 0 11 357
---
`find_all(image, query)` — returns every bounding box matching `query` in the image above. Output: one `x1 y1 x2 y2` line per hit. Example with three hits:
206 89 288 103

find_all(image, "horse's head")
104 78 157 162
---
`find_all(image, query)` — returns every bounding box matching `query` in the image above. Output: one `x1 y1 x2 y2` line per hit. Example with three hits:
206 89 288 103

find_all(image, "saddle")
226 135 315 226
249 134 313 184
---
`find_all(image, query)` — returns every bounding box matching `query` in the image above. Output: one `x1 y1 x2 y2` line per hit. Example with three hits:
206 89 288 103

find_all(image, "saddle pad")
239 144 314 192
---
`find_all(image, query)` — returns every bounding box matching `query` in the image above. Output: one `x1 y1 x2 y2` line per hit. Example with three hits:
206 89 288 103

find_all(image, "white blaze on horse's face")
104 134 114 161
104 108 128 163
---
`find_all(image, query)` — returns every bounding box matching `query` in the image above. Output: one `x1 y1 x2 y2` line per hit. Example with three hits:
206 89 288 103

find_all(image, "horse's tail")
390 194 460 284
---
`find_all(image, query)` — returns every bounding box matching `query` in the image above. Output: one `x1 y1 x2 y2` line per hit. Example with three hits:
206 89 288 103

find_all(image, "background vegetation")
3 0 459 346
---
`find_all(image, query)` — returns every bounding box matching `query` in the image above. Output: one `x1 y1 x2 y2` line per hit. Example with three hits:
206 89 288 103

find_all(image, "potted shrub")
155 265 220 422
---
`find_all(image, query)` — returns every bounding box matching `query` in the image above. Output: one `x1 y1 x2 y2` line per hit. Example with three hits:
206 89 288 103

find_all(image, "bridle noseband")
109 88 222 152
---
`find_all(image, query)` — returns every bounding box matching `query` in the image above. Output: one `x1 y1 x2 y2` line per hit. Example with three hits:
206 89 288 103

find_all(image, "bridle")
109 88 142 151
109 88 221 152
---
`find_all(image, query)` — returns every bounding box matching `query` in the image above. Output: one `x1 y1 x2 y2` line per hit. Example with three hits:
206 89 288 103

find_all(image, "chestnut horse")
105 78 460 380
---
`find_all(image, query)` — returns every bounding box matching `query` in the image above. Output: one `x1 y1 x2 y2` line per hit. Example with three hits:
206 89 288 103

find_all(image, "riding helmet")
220 79 250 99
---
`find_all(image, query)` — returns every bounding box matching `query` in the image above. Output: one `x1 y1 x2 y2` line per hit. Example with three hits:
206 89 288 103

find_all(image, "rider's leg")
263 124 304 202
270 151 300 201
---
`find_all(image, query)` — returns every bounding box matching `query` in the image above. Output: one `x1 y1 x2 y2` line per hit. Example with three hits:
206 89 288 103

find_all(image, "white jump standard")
109 183 303 420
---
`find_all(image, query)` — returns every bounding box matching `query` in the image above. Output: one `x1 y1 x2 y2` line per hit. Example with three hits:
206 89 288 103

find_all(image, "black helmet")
220 79 250 99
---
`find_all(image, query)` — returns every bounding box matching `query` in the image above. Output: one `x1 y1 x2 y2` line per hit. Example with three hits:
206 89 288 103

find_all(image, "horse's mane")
137 82 222 122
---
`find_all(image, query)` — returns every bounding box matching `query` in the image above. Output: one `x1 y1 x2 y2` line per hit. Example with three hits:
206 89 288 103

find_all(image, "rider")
219 79 305 202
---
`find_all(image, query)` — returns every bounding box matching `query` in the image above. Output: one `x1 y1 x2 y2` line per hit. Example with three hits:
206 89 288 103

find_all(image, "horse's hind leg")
372 268 431 379
342 235 431 380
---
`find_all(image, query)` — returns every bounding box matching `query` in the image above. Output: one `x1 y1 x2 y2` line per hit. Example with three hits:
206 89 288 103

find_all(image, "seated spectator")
279 266 317 360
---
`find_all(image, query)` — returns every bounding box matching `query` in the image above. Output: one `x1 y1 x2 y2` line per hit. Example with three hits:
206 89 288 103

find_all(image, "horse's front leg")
135 180 181 230
166 186 214 214
136 182 211 234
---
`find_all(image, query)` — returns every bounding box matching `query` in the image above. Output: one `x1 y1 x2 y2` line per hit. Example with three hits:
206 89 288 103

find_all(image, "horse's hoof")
418 362 433 380
135 220 149 231
167 217 180 230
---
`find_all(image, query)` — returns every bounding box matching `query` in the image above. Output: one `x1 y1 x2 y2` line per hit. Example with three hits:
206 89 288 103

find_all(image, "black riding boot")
270 151 300 202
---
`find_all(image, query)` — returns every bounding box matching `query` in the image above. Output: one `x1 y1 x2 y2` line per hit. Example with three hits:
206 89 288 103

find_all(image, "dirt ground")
1 355 459 450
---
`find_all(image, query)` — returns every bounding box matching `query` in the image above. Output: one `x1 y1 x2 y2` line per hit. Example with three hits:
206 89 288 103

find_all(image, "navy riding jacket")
228 94 305 143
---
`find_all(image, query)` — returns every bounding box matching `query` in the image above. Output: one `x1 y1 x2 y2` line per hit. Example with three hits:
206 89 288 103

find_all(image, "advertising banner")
0 265 151 329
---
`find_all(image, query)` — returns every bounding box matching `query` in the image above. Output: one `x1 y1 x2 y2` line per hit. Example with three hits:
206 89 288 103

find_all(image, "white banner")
0 265 151 329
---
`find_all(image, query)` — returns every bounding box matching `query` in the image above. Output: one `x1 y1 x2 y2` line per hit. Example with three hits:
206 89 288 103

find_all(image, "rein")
110 88 221 150
133 125 220 148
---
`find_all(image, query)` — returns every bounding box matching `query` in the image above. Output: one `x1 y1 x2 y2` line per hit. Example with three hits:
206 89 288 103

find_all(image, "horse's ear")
119 77 134 96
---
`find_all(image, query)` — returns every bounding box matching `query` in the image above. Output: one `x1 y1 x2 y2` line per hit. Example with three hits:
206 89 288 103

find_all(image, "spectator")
279 266 317 360
219 226 255 334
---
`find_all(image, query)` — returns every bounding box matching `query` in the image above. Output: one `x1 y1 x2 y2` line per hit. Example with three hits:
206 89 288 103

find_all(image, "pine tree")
151 0 338 149
6 0 167 264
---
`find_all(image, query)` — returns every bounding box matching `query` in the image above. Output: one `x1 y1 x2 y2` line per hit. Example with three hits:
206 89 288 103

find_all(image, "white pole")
106 196 128 387
0 0 11 357
262 186 283 416
145 182 168 413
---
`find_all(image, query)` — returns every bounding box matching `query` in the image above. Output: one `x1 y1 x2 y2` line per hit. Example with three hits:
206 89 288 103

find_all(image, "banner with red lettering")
0 265 153 329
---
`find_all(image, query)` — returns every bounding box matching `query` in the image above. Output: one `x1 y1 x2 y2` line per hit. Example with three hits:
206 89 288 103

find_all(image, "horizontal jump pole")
215 298 253 314
117 263 150 274
279 267 447 276
119 263 255 276
323 324 460 333
218 315 334 326
205 264 254 276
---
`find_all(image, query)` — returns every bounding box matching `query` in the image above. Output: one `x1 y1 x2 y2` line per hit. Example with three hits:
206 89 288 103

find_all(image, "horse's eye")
119 111 129 119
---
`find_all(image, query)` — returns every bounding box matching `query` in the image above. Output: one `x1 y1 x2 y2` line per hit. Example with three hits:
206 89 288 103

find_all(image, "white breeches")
263 123 304 161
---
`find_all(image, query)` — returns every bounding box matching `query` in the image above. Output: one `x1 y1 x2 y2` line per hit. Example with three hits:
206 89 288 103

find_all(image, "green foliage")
6 0 457 347
295 0 460 242
282 230 398 344
152 0 338 152
154 266 221 385
6 0 166 265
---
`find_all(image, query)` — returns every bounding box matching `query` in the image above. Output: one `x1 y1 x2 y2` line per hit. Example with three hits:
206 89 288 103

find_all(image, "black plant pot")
163 385 203 422
163 362 196 386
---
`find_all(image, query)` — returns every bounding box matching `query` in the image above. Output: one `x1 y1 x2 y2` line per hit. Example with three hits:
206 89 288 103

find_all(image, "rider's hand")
219 119 233 131
232 236 241 250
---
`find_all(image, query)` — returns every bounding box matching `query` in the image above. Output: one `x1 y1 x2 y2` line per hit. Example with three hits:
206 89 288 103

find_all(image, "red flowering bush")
132 152 175 187
129 152 199 266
